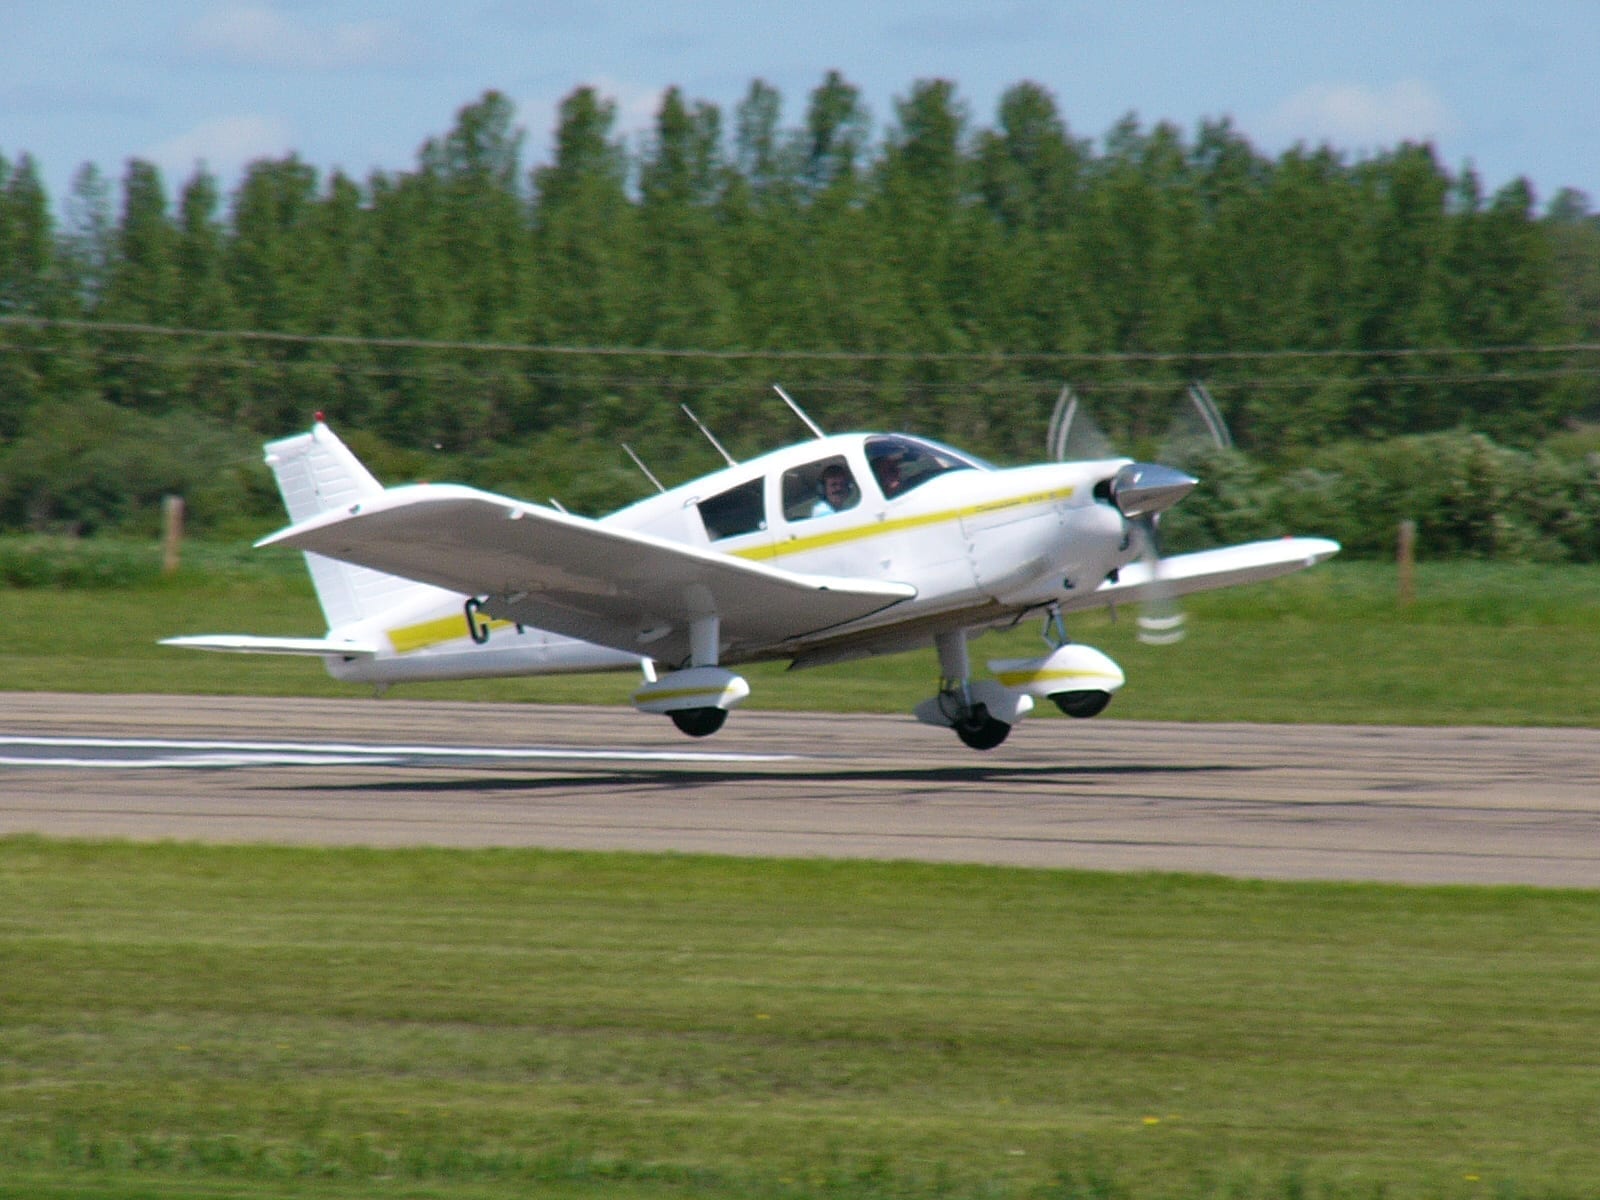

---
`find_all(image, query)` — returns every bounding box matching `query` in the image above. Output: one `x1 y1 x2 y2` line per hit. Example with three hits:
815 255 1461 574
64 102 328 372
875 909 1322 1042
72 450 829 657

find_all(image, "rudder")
263 421 439 629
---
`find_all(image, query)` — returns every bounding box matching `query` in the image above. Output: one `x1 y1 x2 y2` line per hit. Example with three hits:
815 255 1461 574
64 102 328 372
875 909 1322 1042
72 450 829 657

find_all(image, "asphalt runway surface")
1 692 1596 888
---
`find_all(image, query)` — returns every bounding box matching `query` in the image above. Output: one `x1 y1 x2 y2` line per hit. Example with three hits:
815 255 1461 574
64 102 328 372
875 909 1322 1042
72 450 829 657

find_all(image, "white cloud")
185 4 405 71
592 77 672 137
520 76 672 158
145 114 294 184
1260 79 1457 150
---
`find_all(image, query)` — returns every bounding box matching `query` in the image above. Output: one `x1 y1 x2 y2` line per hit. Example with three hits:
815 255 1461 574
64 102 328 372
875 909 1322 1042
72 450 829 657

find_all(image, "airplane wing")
1062 536 1340 612
258 483 916 665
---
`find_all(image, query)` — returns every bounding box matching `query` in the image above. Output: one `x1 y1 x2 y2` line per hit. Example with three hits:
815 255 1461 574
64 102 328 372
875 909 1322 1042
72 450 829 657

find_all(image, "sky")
3 0 1597 217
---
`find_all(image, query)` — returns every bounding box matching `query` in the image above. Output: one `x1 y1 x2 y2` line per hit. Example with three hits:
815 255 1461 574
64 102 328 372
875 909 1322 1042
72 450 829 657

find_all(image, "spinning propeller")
1048 384 1232 644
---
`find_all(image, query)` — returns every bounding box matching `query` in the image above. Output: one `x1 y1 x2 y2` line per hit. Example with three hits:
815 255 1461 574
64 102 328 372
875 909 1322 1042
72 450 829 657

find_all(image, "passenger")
811 464 855 516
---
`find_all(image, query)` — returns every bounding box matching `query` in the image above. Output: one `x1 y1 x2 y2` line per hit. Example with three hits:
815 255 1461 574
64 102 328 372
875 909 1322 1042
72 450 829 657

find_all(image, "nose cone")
1111 462 1197 519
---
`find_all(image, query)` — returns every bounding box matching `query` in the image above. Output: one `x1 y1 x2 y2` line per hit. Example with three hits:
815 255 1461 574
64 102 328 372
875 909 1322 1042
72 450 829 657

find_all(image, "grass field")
3 551 1599 1198
3 549 1600 726
2 839 1598 1200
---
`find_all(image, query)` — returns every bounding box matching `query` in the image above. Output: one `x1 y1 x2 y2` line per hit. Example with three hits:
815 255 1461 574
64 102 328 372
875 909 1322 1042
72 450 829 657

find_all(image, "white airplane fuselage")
321 433 1138 685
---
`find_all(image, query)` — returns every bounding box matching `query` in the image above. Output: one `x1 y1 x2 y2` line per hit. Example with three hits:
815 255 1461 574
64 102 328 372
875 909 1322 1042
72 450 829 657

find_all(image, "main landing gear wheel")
1052 689 1112 719
669 707 727 738
953 705 1011 750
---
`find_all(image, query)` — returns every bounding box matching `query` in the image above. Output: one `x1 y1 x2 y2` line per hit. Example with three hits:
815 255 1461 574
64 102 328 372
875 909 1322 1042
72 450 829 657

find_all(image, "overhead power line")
5 341 1600 393
2 314 1598 367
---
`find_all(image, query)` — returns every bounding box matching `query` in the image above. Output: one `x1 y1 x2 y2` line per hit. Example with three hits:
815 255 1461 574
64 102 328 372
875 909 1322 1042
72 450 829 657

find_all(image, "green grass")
5 551 1600 1197
4 551 1600 725
1 838 1597 1199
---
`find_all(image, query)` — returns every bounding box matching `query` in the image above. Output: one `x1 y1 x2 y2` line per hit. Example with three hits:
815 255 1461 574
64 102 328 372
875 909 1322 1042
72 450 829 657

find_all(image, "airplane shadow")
298 760 1243 796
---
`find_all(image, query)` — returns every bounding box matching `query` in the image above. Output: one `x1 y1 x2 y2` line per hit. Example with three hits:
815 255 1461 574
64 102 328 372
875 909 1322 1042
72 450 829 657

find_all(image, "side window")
697 477 766 541
782 456 860 522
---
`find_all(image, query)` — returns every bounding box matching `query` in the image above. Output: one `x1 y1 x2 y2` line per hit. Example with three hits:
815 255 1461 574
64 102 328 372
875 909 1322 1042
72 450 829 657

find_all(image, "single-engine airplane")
165 396 1338 750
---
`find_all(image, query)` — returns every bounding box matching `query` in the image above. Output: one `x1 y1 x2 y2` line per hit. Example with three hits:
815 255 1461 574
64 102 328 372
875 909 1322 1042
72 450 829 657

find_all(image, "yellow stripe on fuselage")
734 485 1075 563
387 612 512 654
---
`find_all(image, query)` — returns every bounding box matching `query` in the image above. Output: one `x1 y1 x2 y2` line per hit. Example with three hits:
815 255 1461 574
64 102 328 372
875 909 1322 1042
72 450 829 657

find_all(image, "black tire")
669 707 728 738
953 705 1011 750
1052 689 1112 719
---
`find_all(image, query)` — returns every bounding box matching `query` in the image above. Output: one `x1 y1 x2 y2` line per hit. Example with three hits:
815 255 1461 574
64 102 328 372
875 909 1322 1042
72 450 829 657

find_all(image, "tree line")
2 75 1600 555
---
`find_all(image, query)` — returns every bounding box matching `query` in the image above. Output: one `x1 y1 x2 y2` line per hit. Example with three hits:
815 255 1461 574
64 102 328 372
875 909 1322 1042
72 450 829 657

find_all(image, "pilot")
872 453 904 498
811 464 855 516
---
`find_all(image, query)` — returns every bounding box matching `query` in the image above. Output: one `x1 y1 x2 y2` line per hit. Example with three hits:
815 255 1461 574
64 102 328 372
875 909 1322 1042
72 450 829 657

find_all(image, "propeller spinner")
1109 461 1197 519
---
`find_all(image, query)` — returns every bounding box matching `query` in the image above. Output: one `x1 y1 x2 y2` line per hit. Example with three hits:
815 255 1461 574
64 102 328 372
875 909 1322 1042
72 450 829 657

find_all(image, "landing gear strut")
917 629 1023 751
631 617 750 738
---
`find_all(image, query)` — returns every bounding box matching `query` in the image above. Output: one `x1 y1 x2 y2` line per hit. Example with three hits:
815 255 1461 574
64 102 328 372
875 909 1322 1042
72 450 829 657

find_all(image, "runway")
1 692 1596 888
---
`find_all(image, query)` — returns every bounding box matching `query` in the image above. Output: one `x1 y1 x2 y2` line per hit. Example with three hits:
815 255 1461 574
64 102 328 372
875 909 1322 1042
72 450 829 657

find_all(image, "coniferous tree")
60 163 115 313
99 160 186 412
174 167 247 419
0 75 1595 540
528 86 640 436
0 154 68 435
635 87 736 426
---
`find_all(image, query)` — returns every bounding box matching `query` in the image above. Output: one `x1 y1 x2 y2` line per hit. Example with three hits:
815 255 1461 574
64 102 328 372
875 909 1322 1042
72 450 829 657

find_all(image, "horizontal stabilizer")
160 634 379 658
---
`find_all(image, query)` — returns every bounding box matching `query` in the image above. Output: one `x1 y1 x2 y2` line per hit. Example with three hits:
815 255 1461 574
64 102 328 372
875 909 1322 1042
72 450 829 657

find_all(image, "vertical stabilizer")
263 421 439 630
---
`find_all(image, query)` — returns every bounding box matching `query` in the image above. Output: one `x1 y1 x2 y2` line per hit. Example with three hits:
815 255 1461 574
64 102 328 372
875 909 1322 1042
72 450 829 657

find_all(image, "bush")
0 536 162 588
1166 430 1600 562
0 399 270 537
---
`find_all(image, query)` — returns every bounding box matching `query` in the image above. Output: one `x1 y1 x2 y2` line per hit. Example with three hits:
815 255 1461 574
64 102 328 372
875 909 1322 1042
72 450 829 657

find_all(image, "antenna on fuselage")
621 443 666 493
680 404 737 466
773 384 826 439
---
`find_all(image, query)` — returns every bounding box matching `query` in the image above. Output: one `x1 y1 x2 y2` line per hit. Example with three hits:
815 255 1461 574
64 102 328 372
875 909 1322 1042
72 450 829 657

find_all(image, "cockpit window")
864 435 985 500
783 455 860 521
697 477 766 540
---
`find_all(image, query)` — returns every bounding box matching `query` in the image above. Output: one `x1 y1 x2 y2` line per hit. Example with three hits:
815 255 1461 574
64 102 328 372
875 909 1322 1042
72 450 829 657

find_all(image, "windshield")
864 435 987 500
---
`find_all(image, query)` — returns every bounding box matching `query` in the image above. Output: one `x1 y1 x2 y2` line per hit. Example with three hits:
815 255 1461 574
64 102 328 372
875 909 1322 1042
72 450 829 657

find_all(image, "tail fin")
264 421 439 629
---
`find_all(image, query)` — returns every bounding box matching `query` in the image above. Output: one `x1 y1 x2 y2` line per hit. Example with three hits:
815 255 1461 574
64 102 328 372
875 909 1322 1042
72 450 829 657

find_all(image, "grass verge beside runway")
4 558 1600 725
2 838 1597 1199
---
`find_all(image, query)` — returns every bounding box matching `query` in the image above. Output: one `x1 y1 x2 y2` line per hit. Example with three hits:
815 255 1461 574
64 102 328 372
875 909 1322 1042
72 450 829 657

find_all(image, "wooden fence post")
162 495 185 576
1397 518 1416 608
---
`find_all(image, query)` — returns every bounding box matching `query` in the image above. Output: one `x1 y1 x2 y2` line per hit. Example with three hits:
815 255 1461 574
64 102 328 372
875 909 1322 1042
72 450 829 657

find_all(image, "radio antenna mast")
621 443 666 493
681 404 737 466
773 384 826 439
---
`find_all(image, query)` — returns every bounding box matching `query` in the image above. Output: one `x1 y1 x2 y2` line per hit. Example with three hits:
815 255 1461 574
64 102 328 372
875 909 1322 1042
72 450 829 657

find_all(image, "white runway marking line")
0 735 798 769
